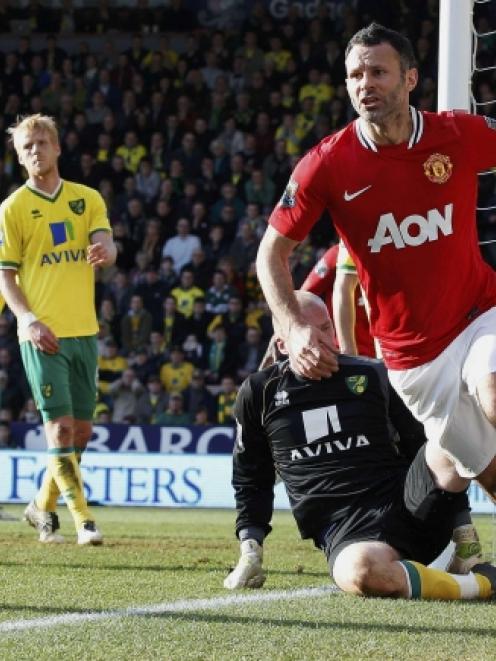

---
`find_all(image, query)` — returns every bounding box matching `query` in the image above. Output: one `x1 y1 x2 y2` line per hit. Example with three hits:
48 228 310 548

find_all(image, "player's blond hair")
7 114 60 153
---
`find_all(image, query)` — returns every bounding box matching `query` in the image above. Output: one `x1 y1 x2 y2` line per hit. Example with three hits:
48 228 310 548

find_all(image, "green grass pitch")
1 506 496 660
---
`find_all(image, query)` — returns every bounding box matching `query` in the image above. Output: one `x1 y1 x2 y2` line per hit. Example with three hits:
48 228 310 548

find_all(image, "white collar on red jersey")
355 106 424 152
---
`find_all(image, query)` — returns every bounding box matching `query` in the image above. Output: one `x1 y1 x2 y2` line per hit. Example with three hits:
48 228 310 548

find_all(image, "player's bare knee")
45 416 74 447
73 420 92 449
333 542 403 597
333 546 377 596
334 558 377 596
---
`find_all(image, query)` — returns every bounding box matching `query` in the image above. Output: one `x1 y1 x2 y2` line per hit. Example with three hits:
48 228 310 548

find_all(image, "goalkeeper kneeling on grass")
225 291 496 601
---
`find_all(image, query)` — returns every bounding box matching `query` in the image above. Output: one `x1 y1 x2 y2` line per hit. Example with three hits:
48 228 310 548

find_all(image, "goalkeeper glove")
224 539 266 589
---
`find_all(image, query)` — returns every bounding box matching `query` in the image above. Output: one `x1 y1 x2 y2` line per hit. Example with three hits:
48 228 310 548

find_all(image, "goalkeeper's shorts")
322 446 467 573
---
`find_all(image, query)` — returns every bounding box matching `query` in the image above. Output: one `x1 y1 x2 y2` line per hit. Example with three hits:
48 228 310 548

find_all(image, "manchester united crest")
423 153 453 184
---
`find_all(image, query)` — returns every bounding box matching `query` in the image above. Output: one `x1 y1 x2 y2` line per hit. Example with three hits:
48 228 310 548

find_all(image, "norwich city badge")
41 383 53 398
345 375 368 395
423 153 453 184
69 198 85 215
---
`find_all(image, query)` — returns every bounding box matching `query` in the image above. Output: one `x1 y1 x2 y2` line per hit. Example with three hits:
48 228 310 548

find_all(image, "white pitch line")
0 584 338 633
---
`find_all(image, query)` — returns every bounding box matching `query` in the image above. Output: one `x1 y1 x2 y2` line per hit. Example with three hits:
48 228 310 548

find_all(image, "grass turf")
0 506 496 660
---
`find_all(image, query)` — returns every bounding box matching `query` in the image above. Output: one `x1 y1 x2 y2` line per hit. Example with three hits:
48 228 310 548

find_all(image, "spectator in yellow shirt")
264 36 291 72
160 346 194 394
116 130 147 173
216 375 238 424
298 69 334 113
294 97 317 141
98 337 128 395
275 113 300 156
170 269 205 318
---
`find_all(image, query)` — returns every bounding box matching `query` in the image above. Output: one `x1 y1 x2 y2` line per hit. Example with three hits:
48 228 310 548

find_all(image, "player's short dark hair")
345 22 417 73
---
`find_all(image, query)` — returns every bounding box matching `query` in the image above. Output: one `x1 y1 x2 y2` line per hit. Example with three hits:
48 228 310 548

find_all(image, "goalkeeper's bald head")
273 291 334 356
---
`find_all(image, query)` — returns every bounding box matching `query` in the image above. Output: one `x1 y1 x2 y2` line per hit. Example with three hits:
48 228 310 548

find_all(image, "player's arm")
87 229 117 268
0 206 59 353
333 269 359 355
457 113 496 170
225 375 274 589
232 378 275 539
0 269 59 353
259 246 337 370
258 150 339 379
257 226 338 379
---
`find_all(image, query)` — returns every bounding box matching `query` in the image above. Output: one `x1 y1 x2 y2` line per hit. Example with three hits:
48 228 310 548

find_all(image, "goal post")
437 0 474 111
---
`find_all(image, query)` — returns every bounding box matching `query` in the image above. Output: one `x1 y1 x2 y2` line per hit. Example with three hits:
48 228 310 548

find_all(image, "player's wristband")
18 311 38 333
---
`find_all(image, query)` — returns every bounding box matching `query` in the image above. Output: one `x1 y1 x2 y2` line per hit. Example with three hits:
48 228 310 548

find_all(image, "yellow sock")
37 448 84 512
36 468 60 511
400 560 492 600
47 447 92 529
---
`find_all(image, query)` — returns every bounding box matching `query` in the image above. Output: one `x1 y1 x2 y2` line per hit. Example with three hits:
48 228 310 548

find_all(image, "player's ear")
406 67 418 92
276 337 288 355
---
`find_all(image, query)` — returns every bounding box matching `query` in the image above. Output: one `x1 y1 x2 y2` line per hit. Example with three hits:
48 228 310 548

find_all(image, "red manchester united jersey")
301 244 376 358
269 109 496 369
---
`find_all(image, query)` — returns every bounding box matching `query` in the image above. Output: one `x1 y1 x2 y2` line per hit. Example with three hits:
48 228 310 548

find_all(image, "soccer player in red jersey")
256 23 496 501
302 243 376 358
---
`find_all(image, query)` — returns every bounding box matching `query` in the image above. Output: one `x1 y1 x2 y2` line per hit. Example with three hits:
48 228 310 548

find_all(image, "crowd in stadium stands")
0 0 495 427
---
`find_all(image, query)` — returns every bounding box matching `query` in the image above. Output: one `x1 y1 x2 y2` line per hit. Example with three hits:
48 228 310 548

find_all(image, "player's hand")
224 539 266 589
87 242 112 268
287 323 339 379
28 321 59 354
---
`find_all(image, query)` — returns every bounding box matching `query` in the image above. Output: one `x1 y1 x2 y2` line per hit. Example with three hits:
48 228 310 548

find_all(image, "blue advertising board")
11 422 235 454
0 449 493 513
0 450 290 509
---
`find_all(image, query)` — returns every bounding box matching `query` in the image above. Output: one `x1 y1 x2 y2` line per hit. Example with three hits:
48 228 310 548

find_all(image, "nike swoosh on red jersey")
344 185 372 201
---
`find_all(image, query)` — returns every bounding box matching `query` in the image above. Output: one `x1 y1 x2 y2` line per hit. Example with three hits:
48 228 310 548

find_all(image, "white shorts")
388 307 496 478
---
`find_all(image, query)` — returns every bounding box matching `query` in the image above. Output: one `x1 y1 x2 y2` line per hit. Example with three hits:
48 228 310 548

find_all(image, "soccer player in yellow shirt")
0 114 117 545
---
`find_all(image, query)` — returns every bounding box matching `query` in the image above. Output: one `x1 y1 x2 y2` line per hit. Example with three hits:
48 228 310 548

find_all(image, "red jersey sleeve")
452 112 496 172
268 145 330 242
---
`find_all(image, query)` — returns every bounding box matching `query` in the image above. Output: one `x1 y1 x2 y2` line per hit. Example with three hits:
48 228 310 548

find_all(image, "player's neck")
28 172 62 196
363 110 413 146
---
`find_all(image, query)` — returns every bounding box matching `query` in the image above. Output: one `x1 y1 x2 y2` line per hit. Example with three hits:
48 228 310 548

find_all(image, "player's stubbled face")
16 128 61 179
345 42 413 125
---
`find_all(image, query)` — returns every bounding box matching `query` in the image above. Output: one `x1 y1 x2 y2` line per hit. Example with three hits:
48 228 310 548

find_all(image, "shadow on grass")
148 609 496 635
0 559 328 578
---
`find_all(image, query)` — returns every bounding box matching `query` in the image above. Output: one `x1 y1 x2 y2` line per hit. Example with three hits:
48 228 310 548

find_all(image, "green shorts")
20 336 98 422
